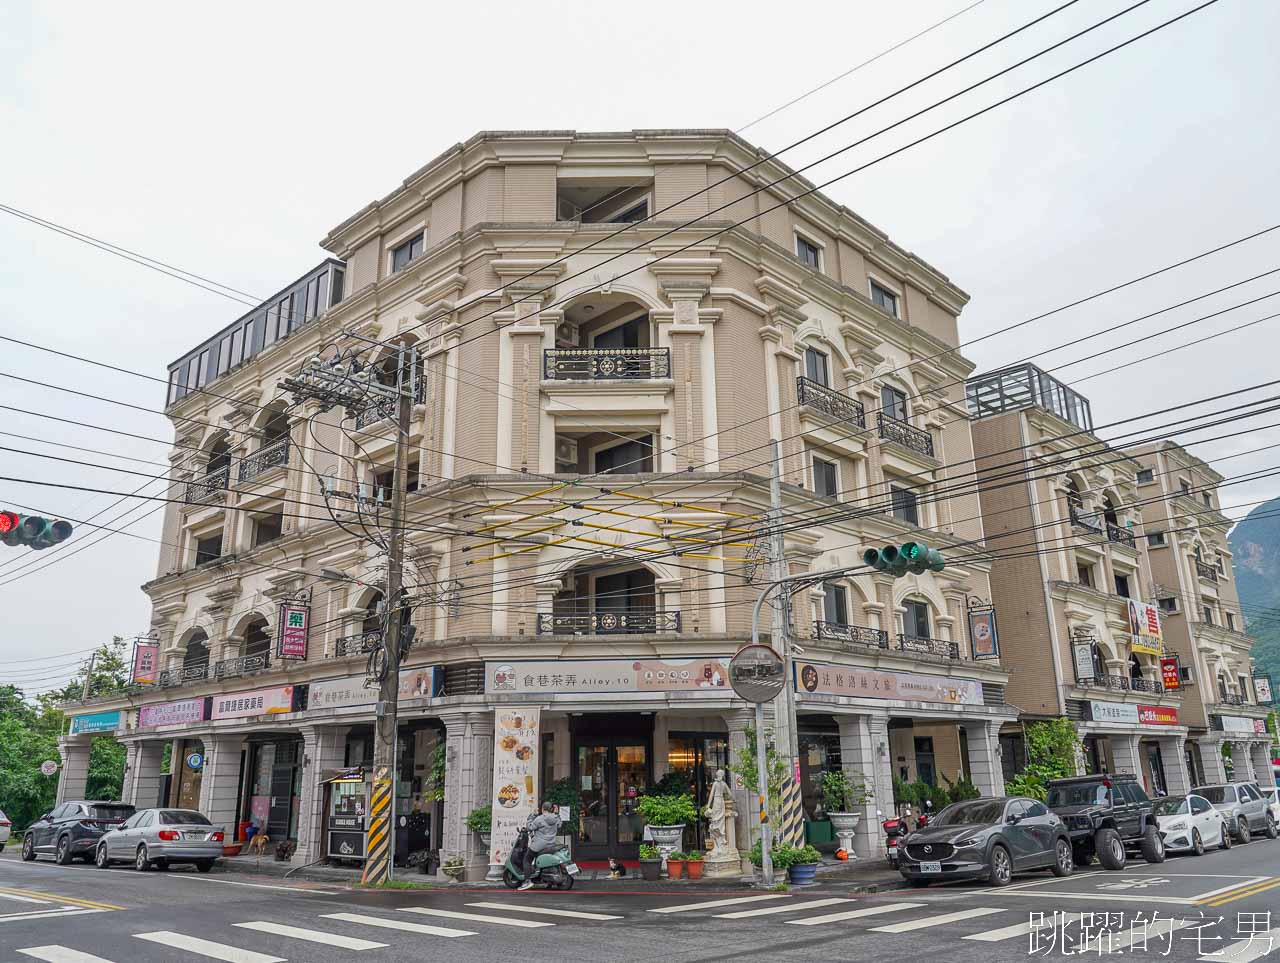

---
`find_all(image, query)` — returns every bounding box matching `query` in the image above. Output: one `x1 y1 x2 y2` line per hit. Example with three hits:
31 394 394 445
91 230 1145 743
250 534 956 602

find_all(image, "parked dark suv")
1045 773 1164 869
21 801 136 864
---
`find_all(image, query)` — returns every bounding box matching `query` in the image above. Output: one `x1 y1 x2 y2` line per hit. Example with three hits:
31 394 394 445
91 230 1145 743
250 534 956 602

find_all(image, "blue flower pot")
788 862 819 885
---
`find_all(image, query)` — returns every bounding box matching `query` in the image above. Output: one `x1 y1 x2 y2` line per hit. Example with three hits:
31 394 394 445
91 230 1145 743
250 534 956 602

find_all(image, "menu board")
488 708 541 868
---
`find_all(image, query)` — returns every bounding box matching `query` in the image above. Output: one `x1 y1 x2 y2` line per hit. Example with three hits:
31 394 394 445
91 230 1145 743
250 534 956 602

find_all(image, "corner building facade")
61 130 1014 876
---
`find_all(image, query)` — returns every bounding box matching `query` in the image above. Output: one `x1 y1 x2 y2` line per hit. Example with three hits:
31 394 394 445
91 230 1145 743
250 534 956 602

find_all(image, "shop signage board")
489 708 540 869
131 642 159 685
794 661 983 706
1090 701 1140 725
1254 675 1273 704
1127 600 1164 656
210 685 296 721
138 696 209 728
967 605 1000 659
486 658 731 695
1219 715 1267 735
277 600 310 660
308 667 442 711
1160 657 1181 690
1137 705 1179 726
68 710 121 735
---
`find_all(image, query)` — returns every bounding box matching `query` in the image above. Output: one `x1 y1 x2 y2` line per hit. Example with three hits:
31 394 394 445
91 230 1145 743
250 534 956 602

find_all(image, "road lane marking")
648 894 791 913
716 897 853 919
965 912 1082 942
1204 879 1280 908
233 921 387 950
1193 877 1272 902
169 876 340 895
17 947 115 963
1204 928 1280 963
466 901 623 920
787 902 926 926
0 909 106 924
0 887 122 911
870 907 1007 933
401 907 553 927
321 912 475 938
0 892 52 904
134 932 284 963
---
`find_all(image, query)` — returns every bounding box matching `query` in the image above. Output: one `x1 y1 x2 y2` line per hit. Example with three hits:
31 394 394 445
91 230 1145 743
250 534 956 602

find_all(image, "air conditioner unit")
1180 666 1194 683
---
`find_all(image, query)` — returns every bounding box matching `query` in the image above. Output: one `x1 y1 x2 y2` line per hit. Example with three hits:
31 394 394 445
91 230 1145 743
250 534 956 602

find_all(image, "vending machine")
326 767 369 862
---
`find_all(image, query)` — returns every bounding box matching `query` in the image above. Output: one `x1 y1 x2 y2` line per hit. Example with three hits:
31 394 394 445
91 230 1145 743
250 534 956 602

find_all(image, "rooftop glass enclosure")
966 363 1094 432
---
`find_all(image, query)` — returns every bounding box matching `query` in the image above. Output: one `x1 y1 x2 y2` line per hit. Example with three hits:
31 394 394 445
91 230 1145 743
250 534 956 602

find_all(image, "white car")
0 809 10 850
1263 788 1280 826
1152 793 1231 855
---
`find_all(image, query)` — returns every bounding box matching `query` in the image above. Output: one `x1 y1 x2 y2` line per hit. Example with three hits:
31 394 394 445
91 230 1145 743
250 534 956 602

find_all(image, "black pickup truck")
1045 773 1165 869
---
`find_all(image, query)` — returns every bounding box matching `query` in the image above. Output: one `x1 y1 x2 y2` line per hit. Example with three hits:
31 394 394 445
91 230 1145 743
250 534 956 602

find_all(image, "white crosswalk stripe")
17 948 114 963
466 901 622 920
716 898 853 919
232 921 388 950
649 894 791 914
786 902 926 926
870 907 1007 933
401 907 554 928
1204 929 1280 963
965 912 1082 943
134 931 285 963
321 911 475 938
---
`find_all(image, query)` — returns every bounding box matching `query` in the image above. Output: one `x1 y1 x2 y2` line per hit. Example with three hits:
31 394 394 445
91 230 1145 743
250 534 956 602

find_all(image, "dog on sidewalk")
247 833 270 858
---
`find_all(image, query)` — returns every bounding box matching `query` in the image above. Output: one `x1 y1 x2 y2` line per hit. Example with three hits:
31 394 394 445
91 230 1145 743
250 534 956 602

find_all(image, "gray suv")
1192 783 1279 842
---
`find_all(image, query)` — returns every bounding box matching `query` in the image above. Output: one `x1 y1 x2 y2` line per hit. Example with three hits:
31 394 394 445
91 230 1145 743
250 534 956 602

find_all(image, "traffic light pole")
362 344 414 887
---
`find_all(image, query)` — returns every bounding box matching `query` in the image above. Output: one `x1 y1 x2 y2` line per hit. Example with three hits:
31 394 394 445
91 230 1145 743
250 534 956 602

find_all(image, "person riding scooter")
519 803 563 890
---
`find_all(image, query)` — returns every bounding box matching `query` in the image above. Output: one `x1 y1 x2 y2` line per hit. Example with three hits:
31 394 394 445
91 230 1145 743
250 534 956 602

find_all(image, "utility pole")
767 439 803 848
80 651 97 702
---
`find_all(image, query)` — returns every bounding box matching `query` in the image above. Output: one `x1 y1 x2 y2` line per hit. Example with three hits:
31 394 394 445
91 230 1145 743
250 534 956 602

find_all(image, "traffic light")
863 541 945 578
0 512 73 550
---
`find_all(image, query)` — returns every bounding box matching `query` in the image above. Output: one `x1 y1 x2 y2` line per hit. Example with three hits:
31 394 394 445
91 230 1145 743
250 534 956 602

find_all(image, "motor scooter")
881 810 909 868
502 827 580 890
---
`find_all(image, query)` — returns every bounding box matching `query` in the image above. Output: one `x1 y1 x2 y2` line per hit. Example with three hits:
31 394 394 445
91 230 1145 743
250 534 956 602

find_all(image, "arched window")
1066 479 1084 512
262 409 291 447
362 592 384 636
183 631 209 670
1102 496 1119 528
243 618 271 660
1128 653 1143 682
206 438 231 475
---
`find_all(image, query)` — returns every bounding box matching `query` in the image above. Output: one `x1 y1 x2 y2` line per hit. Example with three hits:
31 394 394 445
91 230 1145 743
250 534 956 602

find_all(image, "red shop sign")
1160 657 1180 690
1137 704 1179 726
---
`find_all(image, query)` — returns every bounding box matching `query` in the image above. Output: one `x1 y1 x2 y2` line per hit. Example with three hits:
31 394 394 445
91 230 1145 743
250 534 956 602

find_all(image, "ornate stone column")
962 720 1006 798
294 725 350 864
836 712 892 860
198 735 245 840
55 738 92 805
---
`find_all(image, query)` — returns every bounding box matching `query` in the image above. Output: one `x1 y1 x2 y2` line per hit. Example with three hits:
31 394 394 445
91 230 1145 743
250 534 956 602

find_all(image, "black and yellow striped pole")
361 766 394 885
779 775 805 847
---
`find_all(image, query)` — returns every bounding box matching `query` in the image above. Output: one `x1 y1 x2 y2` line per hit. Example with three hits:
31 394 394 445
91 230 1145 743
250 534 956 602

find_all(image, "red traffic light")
0 512 17 534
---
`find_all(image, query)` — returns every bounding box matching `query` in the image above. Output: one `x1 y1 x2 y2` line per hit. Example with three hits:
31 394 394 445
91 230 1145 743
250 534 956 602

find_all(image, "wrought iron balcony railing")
158 663 210 687
238 437 290 481
1218 691 1246 706
213 652 270 679
1129 676 1165 693
813 621 889 650
184 466 229 504
796 377 866 429
1069 506 1104 534
1107 523 1136 548
353 378 426 430
897 634 960 660
536 609 681 635
876 414 934 458
1195 560 1219 582
334 630 383 657
543 347 671 381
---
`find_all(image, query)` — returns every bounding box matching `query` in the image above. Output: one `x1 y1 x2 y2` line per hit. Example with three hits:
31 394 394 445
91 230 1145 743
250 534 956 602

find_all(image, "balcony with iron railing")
1218 691 1247 706
184 466 230 505
876 414 935 458
157 663 210 687
1069 506 1104 535
896 634 961 660
813 621 888 651
796 377 866 430
543 347 671 381
213 652 270 680
1196 560 1219 583
238 437 290 482
353 378 426 430
333 630 382 658
536 609 681 635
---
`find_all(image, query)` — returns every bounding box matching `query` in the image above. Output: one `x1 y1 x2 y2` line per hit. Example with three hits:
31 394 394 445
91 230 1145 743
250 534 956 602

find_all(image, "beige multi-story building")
968 367 1275 797
58 129 1016 875
1130 440 1275 787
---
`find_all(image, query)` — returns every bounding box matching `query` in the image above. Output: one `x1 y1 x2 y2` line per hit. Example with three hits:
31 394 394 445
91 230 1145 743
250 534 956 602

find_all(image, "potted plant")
638 843 662 881
466 805 492 850
685 849 704 880
637 793 697 873
441 856 466 881
820 770 873 856
666 851 687 880
782 844 822 886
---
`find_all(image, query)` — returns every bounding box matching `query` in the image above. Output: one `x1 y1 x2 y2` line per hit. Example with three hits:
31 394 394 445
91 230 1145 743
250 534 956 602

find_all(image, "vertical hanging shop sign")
488 708 541 870
277 593 311 660
1160 656 1181 691
131 641 159 685
966 599 999 659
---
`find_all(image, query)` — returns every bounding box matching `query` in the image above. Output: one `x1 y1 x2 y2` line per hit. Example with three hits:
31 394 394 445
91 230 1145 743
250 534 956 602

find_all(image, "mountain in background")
1227 497 1280 690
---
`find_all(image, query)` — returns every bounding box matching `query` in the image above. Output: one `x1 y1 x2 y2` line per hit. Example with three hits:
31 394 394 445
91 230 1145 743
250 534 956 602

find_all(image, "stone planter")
788 862 819 885
478 832 491 851
442 865 465 882
685 859 704 880
639 858 662 881
827 812 861 857
647 824 685 875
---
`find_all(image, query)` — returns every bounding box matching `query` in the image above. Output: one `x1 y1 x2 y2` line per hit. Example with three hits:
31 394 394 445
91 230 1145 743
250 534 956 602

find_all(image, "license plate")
184 832 204 840
920 861 942 874
565 862 580 875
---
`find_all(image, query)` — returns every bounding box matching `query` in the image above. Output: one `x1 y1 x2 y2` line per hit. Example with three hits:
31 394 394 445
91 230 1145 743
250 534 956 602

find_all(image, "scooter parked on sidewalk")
882 811 909 868
501 827 580 890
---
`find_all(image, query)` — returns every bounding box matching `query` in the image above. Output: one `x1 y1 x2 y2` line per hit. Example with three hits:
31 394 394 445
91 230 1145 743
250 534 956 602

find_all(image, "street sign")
39 760 57 776
728 644 785 703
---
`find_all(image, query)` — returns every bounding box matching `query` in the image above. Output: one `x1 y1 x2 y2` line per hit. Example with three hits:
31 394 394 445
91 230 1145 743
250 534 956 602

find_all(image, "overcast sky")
1 0 1277 691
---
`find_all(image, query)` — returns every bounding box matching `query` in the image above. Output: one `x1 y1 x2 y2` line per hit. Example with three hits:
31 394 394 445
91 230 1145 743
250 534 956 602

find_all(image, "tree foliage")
1005 718 1082 800
730 727 787 816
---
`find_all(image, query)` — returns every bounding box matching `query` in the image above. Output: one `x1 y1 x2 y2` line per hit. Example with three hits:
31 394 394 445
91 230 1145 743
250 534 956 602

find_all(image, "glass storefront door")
667 734 729 850
574 743 649 860
175 740 204 810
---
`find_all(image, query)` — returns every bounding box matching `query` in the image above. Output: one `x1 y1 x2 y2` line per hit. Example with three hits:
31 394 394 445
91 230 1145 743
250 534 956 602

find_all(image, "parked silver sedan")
1192 783 1279 842
95 808 224 872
